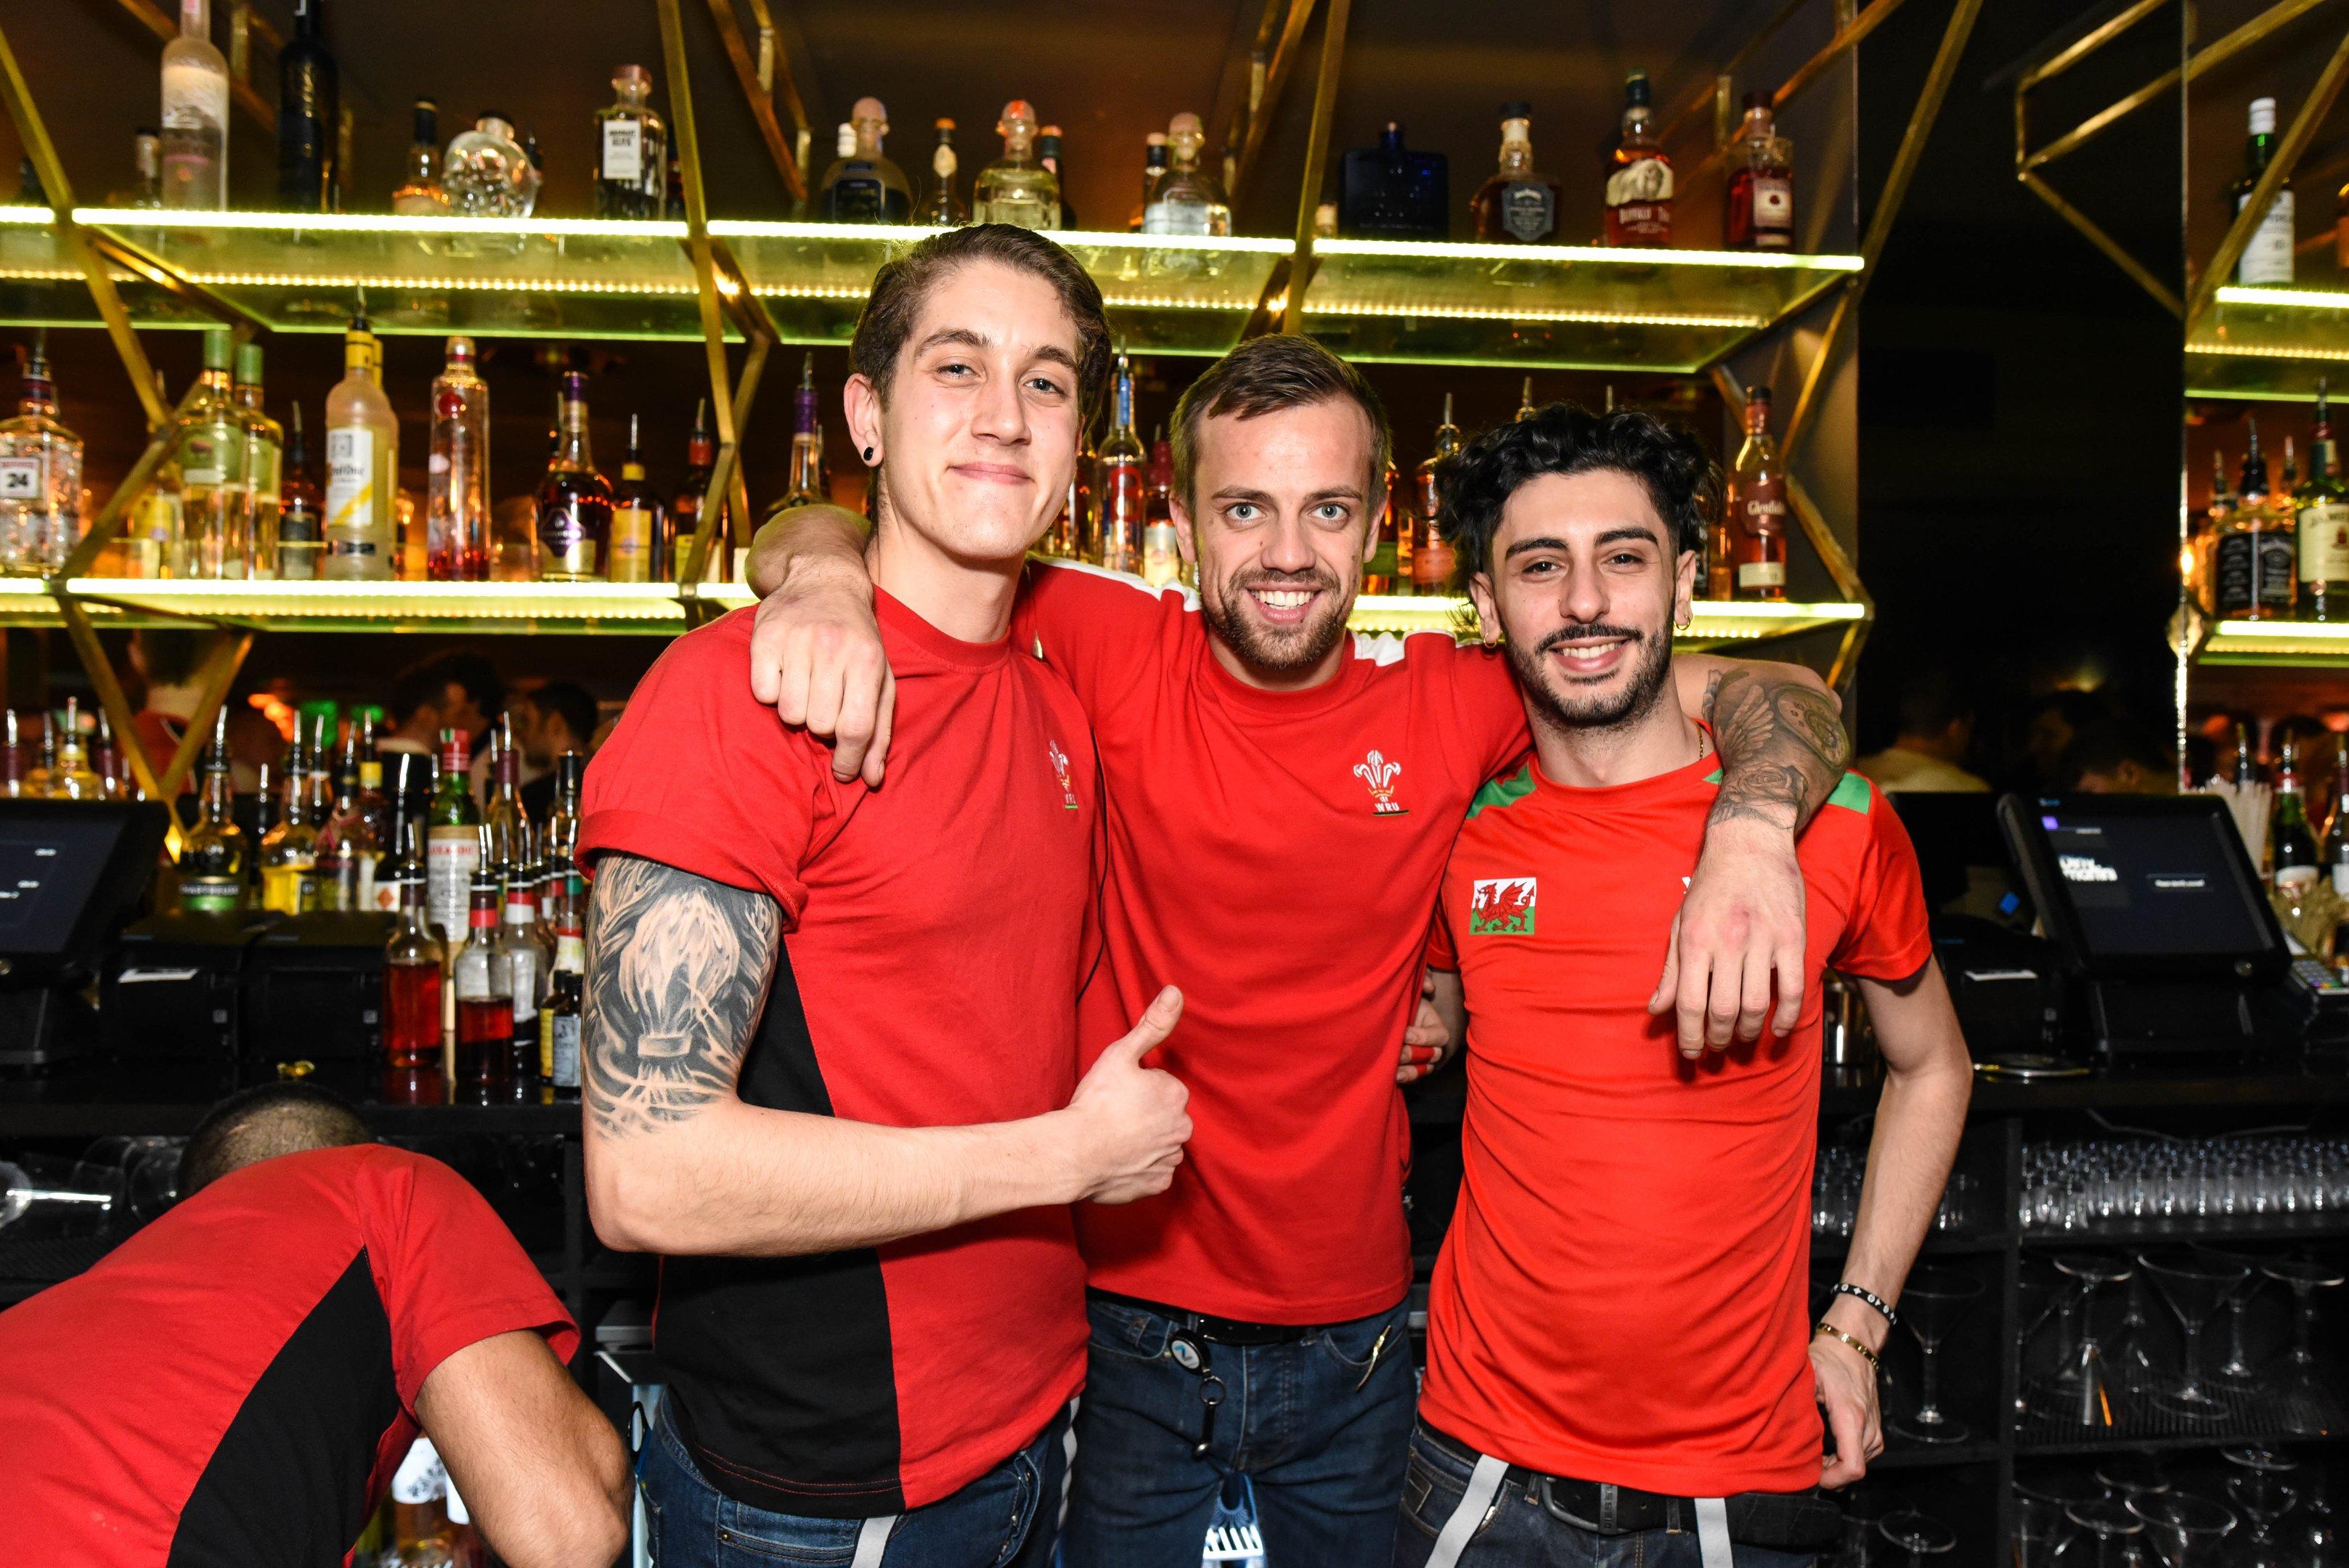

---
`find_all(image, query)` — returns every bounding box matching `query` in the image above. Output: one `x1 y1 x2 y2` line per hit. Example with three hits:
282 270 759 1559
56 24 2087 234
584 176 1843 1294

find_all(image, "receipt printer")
100 910 260 1065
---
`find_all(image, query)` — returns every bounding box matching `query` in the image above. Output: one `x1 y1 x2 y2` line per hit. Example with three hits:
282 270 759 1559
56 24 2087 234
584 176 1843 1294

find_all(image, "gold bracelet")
1813 1320 1881 1375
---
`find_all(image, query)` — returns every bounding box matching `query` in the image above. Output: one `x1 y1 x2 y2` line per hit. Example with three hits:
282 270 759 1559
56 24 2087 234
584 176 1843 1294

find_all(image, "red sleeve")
576 611 829 923
1828 782 1937 981
1014 560 1191 715
1410 635 1531 785
1425 901 1458 971
363 1151 577 1416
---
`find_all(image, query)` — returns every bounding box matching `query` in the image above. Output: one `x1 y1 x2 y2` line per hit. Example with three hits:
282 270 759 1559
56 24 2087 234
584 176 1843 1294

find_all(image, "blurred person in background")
380 651 503 758
128 628 280 793
512 679 598 818
2065 717 2179 794
2008 690 2104 793
1855 668 1988 794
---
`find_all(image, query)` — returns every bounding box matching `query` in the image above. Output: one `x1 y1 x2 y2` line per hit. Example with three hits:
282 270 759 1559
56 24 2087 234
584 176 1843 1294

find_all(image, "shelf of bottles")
0 208 1862 368
2186 287 2349 404
2197 618 2349 666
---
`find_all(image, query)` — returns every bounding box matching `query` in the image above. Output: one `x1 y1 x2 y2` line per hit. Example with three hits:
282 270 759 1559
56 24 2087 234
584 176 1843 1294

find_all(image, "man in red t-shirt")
0 1082 627 1568
1399 405 1974 1568
579 226 1192 1568
741 330 1855 1566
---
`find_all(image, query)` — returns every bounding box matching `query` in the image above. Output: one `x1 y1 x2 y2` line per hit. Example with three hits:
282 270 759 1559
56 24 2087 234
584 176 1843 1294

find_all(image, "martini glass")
1892 1266 1984 1445
1878 1509 1957 1568
2106 1270 2167 1403
2040 1254 2131 1429
2061 1500 2150 1568
2223 1448 2300 1568
2296 1467 2343 1568
2136 1252 2247 1419
2259 1256 2346 1432
2094 1454 2170 1506
1836 1486 1894 1568
2016 1472 2105 1568
2125 1493 2234 1568
2194 1244 2268 1394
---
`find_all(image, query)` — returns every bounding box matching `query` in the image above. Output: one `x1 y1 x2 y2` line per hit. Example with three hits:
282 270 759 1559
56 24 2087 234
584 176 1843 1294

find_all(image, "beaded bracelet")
1812 1321 1881 1375
1831 1281 1899 1328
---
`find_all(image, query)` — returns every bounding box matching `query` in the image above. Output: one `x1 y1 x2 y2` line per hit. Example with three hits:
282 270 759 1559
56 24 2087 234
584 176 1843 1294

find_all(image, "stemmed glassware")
1891 1266 1983 1445
2094 1453 2170 1506
2223 1447 2301 1568
2137 1252 2249 1418
2258 1256 2345 1430
1878 1509 1957 1568
2126 1493 2234 1568
2016 1474 2105 1568
2197 1244 2267 1392
2037 1254 2132 1427
2062 1500 2151 1568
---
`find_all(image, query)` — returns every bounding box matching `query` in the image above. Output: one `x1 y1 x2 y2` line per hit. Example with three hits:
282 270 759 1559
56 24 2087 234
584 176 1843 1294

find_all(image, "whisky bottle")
1515 377 1537 422
1142 113 1230 236
535 372 612 581
1367 459 1408 595
1726 93 1794 250
0 329 85 577
1038 126 1077 229
177 709 245 912
2234 97 2294 285
594 66 668 219
2216 420 2295 618
322 317 397 581
425 336 490 581
277 404 322 580
1096 355 1146 575
233 343 282 580
1470 103 1563 244
922 118 966 225
258 728 319 914
176 329 247 580
608 415 663 584
973 101 1059 230
1728 387 1788 600
818 97 911 223
1605 70 1673 247
389 98 447 215
1141 427 1181 587
1412 396 1462 594
670 399 722 582
2301 382 2349 621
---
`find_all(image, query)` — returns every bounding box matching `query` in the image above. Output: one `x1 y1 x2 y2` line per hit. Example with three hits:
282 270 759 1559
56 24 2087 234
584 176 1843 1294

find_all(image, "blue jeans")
639 1396 1070 1568
1393 1423 1820 1568
1062 1293 1417 1568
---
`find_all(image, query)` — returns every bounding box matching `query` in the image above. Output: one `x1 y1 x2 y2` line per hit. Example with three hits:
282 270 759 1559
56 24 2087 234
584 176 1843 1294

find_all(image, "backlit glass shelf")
2197 616 2349 665
0 210 1858 367
21 579 694 633
2186 285 2349 402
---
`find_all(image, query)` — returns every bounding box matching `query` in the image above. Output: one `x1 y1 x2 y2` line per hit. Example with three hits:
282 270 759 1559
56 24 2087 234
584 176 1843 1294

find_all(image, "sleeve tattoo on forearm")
1701 667 1852 832
583 852 780 1140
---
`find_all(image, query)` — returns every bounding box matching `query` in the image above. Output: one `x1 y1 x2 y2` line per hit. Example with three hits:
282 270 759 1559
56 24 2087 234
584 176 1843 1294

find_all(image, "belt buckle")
1534 1477 1603 1532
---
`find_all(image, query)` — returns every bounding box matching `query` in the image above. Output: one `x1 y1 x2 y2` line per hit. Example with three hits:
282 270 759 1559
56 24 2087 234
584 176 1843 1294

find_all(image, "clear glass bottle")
258 729 319 912
1470 103 1564 245
480 715 532 876
275 0 337 211
389 98 447 216
277 402 321 580
233 342 282 580
670 398 721 581
594 67 668 220
47 698 99 801
2234 97 2295 285
160 0 228 211
541 752 584 871
781 355 823 508
315 724 378 911
496 872 550 1082
1605 70 1673 247
1412 396 1462 594
1141 427 1180 587
1142 113 1230 237
1725 93 1794 250
1096 354 1145 575
535 372 611 581
323 317 396 580
176 708 245 911
1728 386 1788 600
923 118 966 225
442 113 539 219
2300 379 2349 621
608 415 662 584
425 336 489 582
0 330 84 576
176 328 248 580
1129 132 1169 232
107 130 164 209
451 870 513 1096
818 97 912 223
973 100 1059 230
381 868 444 1093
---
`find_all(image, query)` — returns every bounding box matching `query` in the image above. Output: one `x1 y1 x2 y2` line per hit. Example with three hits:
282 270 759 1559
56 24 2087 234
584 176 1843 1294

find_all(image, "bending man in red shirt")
0 1082 627 1568
1401 404 1974 1568
742 328 1856 1568
579 225 1193 1568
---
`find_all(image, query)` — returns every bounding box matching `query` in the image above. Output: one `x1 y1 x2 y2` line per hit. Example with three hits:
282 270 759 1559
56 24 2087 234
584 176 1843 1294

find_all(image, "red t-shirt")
1015 563 1528 1323
0 1144 574 1568
578 592 1094 1514
1420 753 1932 1495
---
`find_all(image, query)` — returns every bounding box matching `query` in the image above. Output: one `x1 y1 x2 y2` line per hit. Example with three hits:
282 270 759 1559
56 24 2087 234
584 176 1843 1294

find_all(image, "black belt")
1090 1290 1317 1345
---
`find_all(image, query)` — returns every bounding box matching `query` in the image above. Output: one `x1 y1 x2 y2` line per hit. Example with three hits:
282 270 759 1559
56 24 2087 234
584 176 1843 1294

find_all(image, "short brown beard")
1200 568 1353 675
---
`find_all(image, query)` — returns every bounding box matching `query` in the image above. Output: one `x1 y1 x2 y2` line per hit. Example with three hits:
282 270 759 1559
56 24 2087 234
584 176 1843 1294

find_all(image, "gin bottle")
233 342 282 579
594 67 667 220
0 330 83 576
973 101 1059 230
176 329 248 580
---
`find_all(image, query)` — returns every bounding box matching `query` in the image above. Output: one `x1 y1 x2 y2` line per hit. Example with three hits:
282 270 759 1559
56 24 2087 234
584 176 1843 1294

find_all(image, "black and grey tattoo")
583 852 781 1141
1702 666 1852 833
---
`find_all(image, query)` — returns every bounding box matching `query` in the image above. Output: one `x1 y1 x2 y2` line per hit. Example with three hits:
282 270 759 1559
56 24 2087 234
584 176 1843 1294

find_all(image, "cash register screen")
0 811 130 955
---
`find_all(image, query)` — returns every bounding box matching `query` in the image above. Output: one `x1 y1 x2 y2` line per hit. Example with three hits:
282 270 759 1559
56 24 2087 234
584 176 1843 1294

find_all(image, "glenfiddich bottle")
1604 70 1672 247
176 709 245 912
1728 387 1788 600
2299 379 2349 620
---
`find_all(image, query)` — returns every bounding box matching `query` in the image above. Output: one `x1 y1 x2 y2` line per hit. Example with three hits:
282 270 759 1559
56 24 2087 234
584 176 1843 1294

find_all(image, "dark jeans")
1062 1293 1417 1568
638 1396 1070 1568
1394 1422 1820 1568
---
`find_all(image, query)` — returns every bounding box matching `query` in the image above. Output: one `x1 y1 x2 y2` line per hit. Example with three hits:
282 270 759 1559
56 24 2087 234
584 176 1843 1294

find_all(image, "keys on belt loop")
1168 1329 1226 1458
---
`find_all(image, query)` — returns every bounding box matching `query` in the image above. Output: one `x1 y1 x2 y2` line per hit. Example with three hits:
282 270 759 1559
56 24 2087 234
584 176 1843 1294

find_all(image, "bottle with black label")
2273 734 2321 894
1471 103 1562 245
2215 419 2295 618
593 65 667 219
274 0 337 211
176 708 245 912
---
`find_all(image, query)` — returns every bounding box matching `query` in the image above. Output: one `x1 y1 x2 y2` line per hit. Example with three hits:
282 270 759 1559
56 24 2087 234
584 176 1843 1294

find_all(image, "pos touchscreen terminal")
0 798 170 1068
1998 793 2294 1055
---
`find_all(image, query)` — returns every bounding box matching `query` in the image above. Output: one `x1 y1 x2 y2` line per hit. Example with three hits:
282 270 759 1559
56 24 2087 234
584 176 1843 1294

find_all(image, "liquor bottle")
480 716 532 876
781 356 824 509
922 118 966 225
277 403 322 580
2234 97 2295 286
1605 70 1673 247
1367 459 1412 595
973 101 1059 230
426 728 481 947
109 130 164 208
1046 424 1091 560
390 99 447 216
2300 380 2349 621
595 65 668 219
1337 123 1448 239
671 399 722 581
535 372 612 581
381 868 445 1098
1038 126 1078 229
258 730 319 913
1725 92 1794 250
275 0 337 211
443 113 539 219
232 343 282 580
1727 387 1789 600
2274 735 2321 893
174 329 246 581
1096 355 1147 576
608 415 663 584
1141 427 1181 587
495 873 549 1084
0 330 84 576
314 726 378 910
818 97 912 223
323 317 397 581
176 709 245 912
425 336 490 581
529 857 563 952
1515 377 1538 422
2326 745 2349 897
539 928 584 1099
243 758 274 905
160 0 228 211
0 710 23 799
541 751 584 870
371 751 426 915
1470 103 1563 245
1143 113 1230 236
44 698 97 801
452 870 514 1095
2215 420 2295 618
1412 396 1462 594
351 710 388 841
91 711 128 801
1130 133 1170 232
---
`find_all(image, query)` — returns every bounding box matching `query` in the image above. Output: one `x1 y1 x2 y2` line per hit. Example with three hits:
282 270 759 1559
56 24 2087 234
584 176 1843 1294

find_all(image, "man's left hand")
1810 1331 1882 1488
1648 818 1807 1055
1398 992 1453 1084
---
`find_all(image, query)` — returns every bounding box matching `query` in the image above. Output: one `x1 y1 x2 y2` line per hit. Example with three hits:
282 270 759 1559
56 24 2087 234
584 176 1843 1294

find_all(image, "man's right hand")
1062 986 1192 1205
745 507 896 786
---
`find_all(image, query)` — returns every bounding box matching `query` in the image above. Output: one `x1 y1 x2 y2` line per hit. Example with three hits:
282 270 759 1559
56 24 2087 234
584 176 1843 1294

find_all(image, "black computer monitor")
1996 793 2289 983
0 799 171 984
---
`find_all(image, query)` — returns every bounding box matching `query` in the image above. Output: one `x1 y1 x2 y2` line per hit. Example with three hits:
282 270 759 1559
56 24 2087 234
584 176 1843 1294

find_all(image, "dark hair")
179 1082 370 1196
851 225 1112 420
1443 403 1718 587
1895 667 1974 738
388 651 504 729
523 681 598 749
134 628 207 687
2064 716 2177 786
1169 335 1391 511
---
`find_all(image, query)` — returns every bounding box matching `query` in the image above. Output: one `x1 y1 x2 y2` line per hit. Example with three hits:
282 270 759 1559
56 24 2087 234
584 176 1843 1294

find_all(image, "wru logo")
1353 750 1406 816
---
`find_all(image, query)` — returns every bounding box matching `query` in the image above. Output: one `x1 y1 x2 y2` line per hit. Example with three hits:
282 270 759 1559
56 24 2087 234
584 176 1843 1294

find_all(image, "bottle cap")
852 96 887 124
934 116 955 134
555 751 586 793
614 65 651 91
1499 101 1531 122
1744 89 1768 110
235 340 263 385
1625 69 1652 107
202 327 234 372
835 122 855 155
999 99 1038 136
2250 97 2277 136
1748 384 1773 407
446 334 476 362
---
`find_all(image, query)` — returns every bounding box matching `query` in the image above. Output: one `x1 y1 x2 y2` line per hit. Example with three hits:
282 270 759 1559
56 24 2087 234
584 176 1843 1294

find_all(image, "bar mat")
2016 1377 2345 1451
0 1233 117 1284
